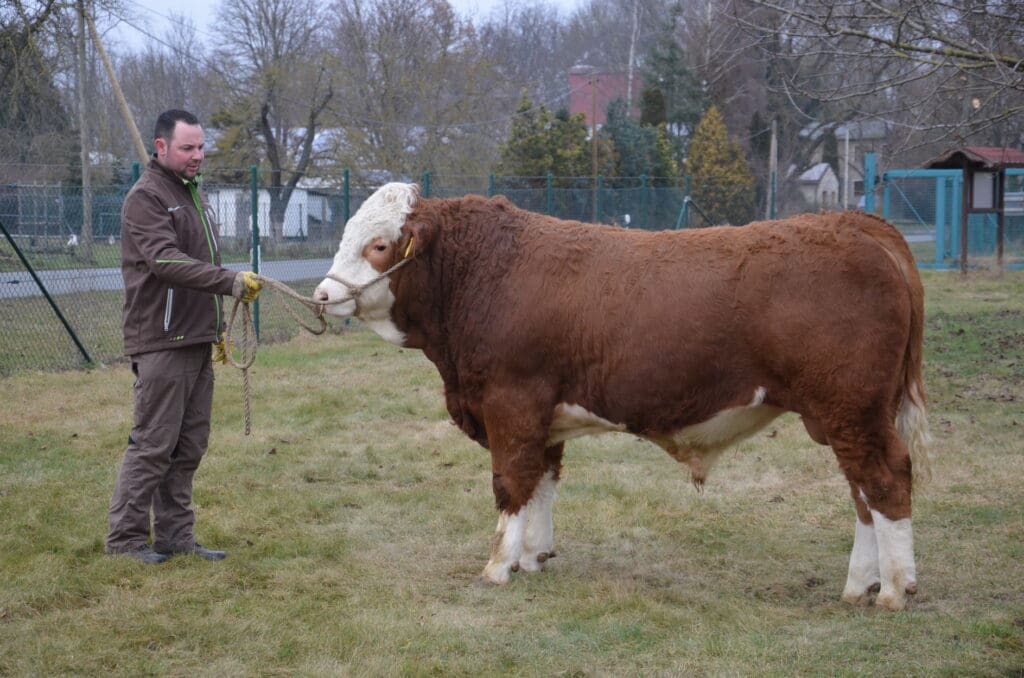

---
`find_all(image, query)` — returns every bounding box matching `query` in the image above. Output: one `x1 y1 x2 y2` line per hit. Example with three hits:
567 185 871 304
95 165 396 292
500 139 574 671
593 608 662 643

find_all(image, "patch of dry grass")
1 270 1023 676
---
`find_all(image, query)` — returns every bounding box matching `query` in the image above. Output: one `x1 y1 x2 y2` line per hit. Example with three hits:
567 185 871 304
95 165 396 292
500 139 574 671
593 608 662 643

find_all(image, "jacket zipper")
164 288 174 332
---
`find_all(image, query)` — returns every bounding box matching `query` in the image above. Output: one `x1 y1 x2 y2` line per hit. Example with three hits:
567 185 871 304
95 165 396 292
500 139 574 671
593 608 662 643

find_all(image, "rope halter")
320 243 416 318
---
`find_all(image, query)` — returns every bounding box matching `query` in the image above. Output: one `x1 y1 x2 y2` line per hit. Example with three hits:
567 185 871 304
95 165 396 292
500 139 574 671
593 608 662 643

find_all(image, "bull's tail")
898 373 932 487
894 251 932 487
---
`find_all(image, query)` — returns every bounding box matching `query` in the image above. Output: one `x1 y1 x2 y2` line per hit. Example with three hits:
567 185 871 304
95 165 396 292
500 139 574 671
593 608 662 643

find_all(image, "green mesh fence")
6 168 1019 375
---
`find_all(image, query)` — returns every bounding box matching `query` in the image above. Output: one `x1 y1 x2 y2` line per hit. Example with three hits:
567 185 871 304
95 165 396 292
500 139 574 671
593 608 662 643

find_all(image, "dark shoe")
111 546 170 565
159 543 227 561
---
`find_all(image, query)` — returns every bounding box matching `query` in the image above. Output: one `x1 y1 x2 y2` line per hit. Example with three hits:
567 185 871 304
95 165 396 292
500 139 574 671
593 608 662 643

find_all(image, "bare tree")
739 0 1024 158
210 0 333 240
326 0 505 179
0 0 75 182
477 1 572 110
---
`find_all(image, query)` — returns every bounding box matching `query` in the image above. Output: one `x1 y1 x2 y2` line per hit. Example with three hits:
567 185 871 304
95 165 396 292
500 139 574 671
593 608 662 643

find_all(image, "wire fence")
881 168 1024 269
3 168 1022 375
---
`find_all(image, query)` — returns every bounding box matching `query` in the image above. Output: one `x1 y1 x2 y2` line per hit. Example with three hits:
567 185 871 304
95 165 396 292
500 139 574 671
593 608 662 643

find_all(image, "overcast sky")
107 0 585 52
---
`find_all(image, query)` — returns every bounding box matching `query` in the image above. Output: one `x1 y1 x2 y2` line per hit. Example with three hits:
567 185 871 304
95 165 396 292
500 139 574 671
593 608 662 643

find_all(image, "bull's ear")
400 221 435 258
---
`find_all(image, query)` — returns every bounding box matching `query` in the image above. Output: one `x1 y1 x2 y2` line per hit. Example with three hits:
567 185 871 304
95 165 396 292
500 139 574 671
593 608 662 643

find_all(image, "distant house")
797 163 840 209
206 179 341 240
803 119 892 206
568 65 638 128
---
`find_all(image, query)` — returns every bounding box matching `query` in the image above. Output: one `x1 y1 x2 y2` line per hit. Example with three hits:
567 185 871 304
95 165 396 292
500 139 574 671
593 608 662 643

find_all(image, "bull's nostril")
314 288 329 302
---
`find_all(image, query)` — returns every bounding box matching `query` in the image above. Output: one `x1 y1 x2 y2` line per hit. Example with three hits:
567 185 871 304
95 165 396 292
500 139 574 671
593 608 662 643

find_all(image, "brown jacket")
121 160 237 355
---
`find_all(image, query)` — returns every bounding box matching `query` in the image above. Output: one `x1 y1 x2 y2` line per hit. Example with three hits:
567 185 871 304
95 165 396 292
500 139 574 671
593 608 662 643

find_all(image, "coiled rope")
222 256 415 435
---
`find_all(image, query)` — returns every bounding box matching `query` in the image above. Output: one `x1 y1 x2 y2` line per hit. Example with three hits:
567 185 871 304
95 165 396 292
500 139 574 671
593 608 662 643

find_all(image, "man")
106 109 262 564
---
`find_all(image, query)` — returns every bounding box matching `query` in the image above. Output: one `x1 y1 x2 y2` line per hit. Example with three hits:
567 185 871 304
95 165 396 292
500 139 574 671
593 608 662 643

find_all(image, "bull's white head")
314 182 420 345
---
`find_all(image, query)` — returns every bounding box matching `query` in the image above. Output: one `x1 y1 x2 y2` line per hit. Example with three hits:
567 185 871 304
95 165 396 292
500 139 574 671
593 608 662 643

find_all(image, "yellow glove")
212 338 233 364
233 271 263 303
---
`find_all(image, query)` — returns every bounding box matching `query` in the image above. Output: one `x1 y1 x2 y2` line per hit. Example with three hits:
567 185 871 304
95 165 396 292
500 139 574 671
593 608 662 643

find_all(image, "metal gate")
877 157 1024 269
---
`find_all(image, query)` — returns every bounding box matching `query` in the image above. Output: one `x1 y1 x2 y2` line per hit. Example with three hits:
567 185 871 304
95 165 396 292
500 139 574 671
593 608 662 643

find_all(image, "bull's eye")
374 244 388 252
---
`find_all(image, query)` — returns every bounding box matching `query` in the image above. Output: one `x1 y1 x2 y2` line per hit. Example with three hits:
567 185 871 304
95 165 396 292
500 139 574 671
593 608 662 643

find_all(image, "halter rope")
222 253 416 435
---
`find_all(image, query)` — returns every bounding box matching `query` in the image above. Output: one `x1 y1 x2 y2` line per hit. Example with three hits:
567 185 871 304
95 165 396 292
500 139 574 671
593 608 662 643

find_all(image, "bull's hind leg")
841 488 881 605
519 443 563 573
833 424 917 610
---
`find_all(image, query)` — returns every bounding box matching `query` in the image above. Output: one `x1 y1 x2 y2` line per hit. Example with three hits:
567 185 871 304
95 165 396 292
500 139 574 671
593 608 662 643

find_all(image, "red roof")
927 146 1024 169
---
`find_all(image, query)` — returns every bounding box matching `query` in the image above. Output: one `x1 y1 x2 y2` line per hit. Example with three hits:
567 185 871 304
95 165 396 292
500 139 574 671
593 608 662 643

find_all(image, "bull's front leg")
480 391 556 585
482 457 549 584
483 510 525 584
519 466 560 572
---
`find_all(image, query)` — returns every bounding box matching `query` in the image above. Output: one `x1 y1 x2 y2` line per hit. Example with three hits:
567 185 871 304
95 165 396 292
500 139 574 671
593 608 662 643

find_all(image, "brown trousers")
106 343 214 553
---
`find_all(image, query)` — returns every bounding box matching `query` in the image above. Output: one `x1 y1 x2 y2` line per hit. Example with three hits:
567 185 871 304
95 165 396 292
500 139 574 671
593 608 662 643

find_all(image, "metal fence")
1 173 705 375
3 167 1022 375
881 167 1024 269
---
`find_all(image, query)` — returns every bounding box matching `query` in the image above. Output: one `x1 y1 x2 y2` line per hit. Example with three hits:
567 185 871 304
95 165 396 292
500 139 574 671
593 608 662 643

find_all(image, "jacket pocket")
164 288 174 332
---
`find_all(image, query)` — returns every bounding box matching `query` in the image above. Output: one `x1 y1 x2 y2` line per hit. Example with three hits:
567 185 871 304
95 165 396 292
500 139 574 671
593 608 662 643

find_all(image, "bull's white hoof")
481 560 513 585
841 579 880 606
875 587 907 611
841 588 872 606
517 551 547 573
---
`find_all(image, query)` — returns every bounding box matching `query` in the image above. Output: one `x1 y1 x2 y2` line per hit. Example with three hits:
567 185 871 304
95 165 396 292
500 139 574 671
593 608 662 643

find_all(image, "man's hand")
212 339 233 364
232 271 263 303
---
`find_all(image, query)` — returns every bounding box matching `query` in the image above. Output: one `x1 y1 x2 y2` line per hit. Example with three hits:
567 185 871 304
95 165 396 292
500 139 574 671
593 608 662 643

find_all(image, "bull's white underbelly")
547 387 783 452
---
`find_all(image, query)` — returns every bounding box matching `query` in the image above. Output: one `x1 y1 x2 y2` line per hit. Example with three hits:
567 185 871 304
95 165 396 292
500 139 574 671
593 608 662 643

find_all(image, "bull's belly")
547 387 784 453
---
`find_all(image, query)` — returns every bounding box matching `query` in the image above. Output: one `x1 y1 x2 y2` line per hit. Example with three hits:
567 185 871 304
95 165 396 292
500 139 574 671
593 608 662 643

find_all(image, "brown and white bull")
314 183 931 610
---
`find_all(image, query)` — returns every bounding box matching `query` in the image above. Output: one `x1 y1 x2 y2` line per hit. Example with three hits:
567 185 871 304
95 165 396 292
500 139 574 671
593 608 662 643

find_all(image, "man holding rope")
105 109 262 565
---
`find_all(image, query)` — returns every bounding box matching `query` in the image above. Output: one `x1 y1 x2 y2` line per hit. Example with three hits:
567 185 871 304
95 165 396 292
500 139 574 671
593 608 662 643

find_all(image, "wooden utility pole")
84 9 148 165
765 119 777 220
76 0 93 261
591 69 598 223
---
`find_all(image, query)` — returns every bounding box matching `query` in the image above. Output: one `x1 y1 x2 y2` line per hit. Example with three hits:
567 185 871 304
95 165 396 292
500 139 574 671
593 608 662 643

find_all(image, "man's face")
155 121 205 179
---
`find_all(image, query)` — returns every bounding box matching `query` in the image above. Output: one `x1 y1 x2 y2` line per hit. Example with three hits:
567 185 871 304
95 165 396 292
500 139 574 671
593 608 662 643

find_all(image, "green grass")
1 271 1023 675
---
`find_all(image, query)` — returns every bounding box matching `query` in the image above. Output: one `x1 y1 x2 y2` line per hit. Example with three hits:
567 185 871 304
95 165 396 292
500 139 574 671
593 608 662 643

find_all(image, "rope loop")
220 258 413 435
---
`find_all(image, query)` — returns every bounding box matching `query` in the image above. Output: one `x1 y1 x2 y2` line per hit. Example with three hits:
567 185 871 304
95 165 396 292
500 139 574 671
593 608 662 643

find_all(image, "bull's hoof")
841 580 880 606
875 591 907 611
481 562 512 585
876 581 917 611
518 551 553 573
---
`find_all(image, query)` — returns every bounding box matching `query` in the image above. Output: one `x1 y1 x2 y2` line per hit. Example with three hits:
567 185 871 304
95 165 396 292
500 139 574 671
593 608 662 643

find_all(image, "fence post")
422 171 431 198
641 173 649 229
951 173 963 263
677 175 691 229
596 175 604 223
864 153 877 213
343 168 350 224
546 173 553 215
935 176 947 265
488 173 495 198
131 161 141 184
882 172 891 222
250 165 260 339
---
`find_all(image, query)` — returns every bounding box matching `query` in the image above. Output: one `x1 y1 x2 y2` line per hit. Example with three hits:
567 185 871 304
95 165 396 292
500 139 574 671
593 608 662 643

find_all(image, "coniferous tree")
496 95 610 187
685 106 756 226
496 95 557 185
640 4 706 166
602 99 678 186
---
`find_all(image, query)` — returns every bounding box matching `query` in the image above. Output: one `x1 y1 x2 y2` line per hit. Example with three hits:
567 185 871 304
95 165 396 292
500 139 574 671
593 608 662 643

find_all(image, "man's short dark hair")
154 109 200 141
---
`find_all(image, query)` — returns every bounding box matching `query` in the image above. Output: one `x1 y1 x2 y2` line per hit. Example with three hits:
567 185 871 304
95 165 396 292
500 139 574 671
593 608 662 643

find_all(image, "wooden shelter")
926 146 1024 272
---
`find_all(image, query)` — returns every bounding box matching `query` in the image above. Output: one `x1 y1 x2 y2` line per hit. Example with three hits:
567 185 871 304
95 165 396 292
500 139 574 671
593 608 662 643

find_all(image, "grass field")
1 271 1022 676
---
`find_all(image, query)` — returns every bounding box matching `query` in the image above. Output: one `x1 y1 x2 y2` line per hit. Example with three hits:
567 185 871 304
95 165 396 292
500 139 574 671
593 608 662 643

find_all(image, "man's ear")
400 221 435 258
154 137 167 158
